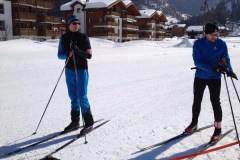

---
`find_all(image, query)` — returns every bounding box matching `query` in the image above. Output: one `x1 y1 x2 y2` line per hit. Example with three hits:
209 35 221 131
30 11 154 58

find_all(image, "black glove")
74 47 92 59
212 66 227 73
227 71 238 80
70 42 77 51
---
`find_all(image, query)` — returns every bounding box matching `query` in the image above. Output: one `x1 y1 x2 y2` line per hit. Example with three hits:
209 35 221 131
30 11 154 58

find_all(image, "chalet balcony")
156 28 165 33
92 22 119 28
12 0 35 7
106 11 120 17
39 30 62 37
38 16 62 24
147 20 156 25
92 33 119 37
122 24 139 30
14 28 37 36
36 1 53 9
122 15 136 20
156 35 165 39
139 27 154 32
123 34 139 38
13 12 36 22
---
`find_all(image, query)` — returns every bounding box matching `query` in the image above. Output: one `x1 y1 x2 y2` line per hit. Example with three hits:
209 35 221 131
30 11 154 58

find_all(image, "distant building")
171 24 187 37
136 10 167 41
186 26 203 39
61 0 168 42
0 0 13 41
61 0 142 42
11 0 63 40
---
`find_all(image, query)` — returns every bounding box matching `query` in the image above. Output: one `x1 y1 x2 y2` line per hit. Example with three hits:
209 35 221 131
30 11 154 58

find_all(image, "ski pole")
230 78 240 104
33 58 70 135
223 73 240 147
71 49 88 144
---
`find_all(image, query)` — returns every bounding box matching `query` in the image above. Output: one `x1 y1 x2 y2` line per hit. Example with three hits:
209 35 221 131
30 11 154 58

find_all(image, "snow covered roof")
157 11 163 16
186 26 203 32
85 0 119 9
60 0 120 11
175 24 186 28
60 0 86 11
136 9 157 19
123 0 132 6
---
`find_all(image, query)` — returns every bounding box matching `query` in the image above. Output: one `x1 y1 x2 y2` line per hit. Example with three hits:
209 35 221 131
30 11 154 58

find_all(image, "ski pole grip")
191 67 199 70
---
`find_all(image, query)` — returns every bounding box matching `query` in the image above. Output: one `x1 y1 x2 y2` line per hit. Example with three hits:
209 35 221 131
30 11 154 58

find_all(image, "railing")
13 12 36 21
91 33 119 37
36 1 53 9
17 28 37 36
39 30 62 36
106 11 120 17
12 0 35 6
38 16 62 24
122 24 139 30
122 34 139 38
12 0 53 9
92 22 119 27
122 15 135 20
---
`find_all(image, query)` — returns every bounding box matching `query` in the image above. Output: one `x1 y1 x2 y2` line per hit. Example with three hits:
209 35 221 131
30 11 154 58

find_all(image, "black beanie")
205 23 219 34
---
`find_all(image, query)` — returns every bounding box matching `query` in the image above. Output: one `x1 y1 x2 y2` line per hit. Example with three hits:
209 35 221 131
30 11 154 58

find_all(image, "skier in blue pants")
57 15 94 134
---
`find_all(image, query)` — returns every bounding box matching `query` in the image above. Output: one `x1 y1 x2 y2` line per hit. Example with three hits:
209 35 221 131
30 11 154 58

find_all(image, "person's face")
206 32 219 42
69 21 80 32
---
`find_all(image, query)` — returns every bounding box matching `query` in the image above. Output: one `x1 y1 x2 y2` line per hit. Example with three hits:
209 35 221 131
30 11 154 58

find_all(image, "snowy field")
0 37 240 160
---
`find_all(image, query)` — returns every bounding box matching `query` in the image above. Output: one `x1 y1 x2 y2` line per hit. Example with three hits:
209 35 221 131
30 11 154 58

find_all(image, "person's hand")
227 71 238 80
70 42 76 50
212 66 226 73
68 52 73 58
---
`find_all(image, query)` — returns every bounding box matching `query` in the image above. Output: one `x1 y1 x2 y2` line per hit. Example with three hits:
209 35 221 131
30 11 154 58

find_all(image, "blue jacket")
193 37 233 79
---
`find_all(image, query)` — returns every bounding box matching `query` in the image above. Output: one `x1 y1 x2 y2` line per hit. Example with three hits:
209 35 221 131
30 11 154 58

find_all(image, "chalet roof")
123 0 132 6
157 11 163 16
186 26 203 32
123 0 141 16
175 24 186 28
60 0 86 11
60 0 120 11
157 11 167 22
136 9 157 19
85 0 120 9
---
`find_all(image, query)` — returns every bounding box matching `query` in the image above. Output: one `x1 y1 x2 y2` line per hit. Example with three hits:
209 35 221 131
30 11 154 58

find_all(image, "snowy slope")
0 37 240 160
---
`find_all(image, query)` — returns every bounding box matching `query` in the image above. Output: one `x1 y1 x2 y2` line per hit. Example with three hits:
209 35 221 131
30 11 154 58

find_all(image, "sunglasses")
71 22 80 25
210 33 219 37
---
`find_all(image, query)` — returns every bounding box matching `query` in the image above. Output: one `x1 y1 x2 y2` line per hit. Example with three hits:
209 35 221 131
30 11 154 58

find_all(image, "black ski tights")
191 77 222 124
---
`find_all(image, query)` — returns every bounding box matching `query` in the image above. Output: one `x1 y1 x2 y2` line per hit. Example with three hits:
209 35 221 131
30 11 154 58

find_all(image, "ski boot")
64 110 80 132
210 128 222 143
184 122 198 134
80 110 94 136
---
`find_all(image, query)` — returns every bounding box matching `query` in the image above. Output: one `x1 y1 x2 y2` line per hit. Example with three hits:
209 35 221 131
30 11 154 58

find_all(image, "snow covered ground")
0 37 240 160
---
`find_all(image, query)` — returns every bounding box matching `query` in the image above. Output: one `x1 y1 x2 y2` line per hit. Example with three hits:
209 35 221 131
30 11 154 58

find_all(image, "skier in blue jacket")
58 15 93 134
184 23 238 142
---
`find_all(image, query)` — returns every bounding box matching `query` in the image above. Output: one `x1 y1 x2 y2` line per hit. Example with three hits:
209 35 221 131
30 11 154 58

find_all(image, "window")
0 21 5 31
77 8 80 13
0 4 4 14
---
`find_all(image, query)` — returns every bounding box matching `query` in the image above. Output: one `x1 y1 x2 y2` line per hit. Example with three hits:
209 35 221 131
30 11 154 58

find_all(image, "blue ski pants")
65 68 90 113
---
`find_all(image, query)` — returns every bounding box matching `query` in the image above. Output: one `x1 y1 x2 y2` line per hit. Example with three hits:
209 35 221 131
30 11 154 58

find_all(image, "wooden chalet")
11 0 63 39
61 0 141 42
121 0 140 42
156 11 167 40
171 24 187 37
136 9 167 41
